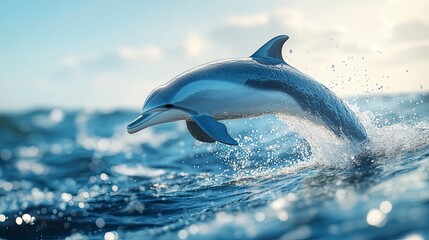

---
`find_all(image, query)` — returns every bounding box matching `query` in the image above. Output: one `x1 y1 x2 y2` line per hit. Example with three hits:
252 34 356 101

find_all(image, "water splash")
356 107 429 158
277 113 360 168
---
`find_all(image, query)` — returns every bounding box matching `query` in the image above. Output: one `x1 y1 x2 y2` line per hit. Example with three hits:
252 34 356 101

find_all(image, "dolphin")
127 35 368 146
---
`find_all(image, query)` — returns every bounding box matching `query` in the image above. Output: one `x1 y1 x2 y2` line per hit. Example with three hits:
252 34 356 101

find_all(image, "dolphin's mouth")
127 106 195 134
127 112 162 134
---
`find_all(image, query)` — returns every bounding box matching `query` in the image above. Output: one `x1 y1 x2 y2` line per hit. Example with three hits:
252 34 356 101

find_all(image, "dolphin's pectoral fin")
186 120 216 143
190 115 238 146
250 35 289 62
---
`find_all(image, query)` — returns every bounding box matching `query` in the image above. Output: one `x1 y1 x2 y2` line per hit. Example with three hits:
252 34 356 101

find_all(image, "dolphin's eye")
164 104 174 108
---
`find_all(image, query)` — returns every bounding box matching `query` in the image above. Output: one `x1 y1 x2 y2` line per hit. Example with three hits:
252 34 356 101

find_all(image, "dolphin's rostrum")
127 35 368 145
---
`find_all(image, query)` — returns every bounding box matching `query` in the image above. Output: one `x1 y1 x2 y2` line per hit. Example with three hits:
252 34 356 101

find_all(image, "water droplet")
96 218 105 228
15 217 23 225
100 173 109 181
404 233 424 240
1 181 13 192
22 214 31 224
178 229 188 239
255 212 265 222
270 198 286 210
188 224 199 235
278 211 289 221
286 193 297 201
50 109 64 122
97 139 110 152
104 231 118 240
61 193 73 202
380 201 392 213
366 208 386 227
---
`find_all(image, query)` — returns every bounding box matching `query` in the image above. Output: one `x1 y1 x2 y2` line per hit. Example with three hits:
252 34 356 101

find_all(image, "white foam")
112 164 166 178
357 109 429 157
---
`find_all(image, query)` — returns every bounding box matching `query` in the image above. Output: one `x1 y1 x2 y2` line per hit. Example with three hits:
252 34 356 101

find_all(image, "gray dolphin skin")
127 35 368 146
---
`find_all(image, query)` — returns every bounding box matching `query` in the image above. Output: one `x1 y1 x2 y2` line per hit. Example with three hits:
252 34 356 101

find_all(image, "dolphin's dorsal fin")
250 35 289 62
190 115 238 145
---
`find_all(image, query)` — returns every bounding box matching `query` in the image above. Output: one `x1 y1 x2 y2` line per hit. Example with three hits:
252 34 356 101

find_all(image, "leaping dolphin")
127 35 367 146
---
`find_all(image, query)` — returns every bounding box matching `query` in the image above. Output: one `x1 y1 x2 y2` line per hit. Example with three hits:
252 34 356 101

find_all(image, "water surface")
0 93 428 239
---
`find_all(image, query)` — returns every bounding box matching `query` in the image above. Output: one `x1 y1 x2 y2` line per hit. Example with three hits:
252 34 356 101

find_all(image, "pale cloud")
273 8 314 31
61 55 81 68
383 0 429 26
117 45 163 62
183 31 211 58
54 54 167 109
390 21 429 43
388 44 429 64
63 44 163 68
227 13 270 27
59 44 163 76
209 2 429 96
212 8 370 56
91 71 150 109
380 0 429 47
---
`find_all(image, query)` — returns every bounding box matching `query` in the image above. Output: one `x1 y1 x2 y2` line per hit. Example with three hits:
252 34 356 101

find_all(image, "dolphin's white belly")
174 79 304 120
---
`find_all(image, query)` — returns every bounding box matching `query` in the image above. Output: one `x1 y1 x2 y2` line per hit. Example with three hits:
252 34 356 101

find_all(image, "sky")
0 0 428 111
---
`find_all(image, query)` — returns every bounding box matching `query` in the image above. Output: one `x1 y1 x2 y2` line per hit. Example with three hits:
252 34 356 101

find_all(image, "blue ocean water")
0 93 428 240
